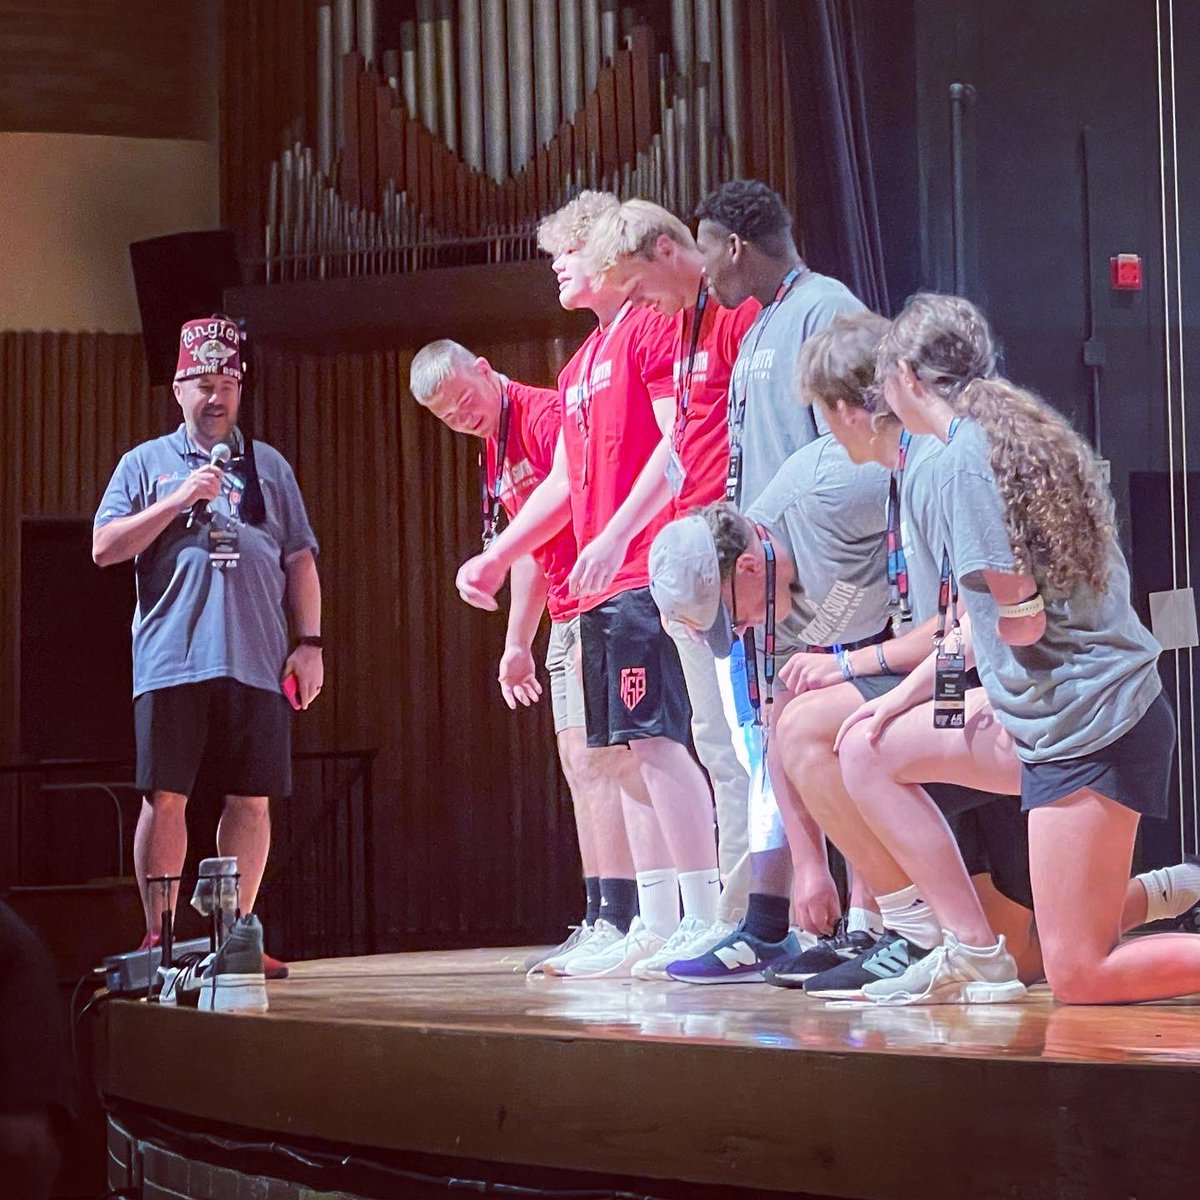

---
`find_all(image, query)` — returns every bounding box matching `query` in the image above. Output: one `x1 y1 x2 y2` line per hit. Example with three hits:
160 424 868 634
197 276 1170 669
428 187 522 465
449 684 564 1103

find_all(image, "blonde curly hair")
537 190 620 257
880 293 1114 597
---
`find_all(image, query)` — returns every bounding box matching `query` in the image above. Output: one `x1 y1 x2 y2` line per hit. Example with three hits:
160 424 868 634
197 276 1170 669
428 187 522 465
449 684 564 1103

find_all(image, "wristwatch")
296 635 324 649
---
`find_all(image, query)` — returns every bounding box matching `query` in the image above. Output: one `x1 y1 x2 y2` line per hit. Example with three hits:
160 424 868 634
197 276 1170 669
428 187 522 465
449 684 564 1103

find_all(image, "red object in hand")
282 673 302 710
1110 254 1142 291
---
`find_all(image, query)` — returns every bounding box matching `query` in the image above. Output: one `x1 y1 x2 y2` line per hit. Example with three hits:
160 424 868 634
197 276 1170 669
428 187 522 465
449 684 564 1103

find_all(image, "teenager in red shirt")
456 192 721 978
410 340 635 970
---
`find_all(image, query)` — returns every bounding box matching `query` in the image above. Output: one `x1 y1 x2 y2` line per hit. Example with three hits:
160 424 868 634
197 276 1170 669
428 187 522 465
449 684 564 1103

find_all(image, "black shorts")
1020 690 1175 818
947 800 1033 909
135 678 292 798
579 586 692 748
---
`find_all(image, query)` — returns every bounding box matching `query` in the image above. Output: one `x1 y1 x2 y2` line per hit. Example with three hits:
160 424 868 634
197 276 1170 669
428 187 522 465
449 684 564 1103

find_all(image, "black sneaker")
802 931 934 999
766 921 879 989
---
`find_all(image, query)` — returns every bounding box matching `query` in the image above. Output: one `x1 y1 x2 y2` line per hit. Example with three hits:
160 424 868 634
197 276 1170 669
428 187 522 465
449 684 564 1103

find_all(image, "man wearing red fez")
93 315 322 989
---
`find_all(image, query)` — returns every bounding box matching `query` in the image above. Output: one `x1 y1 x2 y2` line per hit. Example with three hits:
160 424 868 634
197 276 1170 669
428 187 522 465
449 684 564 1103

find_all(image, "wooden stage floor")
95 946 1200 1199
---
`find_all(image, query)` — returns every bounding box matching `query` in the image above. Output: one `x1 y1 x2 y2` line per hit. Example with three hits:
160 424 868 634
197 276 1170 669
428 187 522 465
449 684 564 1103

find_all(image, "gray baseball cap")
648 515 735 658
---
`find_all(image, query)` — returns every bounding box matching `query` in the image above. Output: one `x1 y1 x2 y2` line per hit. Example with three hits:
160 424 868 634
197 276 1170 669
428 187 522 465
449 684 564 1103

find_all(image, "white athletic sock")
847 906 885 937
678 868 721 923
1136 861 1200 923
876 884 941 951
636 868 680 939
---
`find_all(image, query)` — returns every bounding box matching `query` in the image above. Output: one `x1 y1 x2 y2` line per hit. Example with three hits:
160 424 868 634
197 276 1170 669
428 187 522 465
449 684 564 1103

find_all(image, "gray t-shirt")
728 269 866 511
746 435 891 656
898 433 950 624
95 426 319 698
935 419 1161 763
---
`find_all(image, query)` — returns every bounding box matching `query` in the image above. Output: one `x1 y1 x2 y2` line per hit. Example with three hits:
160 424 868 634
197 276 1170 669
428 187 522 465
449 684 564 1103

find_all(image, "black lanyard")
673 283 709 453
741 523 777 742
887 428 913 629
934 418 963 645
479 385 511 549
725 267 804 505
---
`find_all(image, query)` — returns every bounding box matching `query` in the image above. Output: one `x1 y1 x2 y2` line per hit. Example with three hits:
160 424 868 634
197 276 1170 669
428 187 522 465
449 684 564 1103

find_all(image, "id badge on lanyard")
932 417 964 726
207 517 240 570
207 475 244 570
933 631 967 728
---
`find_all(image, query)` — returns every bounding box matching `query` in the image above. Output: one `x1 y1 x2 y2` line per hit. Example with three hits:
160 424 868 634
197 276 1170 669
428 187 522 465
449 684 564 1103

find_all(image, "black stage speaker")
130 230 241 387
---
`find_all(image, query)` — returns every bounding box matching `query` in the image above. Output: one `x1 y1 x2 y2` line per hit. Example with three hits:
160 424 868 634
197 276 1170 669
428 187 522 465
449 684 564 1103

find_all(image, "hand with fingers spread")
498 643 543 709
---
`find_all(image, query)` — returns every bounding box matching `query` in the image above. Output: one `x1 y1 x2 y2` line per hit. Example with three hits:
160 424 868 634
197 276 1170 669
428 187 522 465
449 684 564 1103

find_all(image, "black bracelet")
296 635 323 649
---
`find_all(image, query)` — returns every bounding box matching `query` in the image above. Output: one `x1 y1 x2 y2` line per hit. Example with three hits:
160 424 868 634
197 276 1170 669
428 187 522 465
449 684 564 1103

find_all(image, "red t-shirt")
485 378 579 621
558 303 677 611
671 296 760 514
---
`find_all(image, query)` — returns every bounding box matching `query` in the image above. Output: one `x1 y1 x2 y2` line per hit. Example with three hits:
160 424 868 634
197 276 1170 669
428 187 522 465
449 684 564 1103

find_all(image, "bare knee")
147 790 188 813
1042 949 1105 1004
834 725 883 797
224 795 270 822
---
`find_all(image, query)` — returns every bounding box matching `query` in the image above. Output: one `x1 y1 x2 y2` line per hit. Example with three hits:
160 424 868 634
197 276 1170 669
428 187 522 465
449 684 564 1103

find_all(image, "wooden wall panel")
1 329 585 949
0 1 216 139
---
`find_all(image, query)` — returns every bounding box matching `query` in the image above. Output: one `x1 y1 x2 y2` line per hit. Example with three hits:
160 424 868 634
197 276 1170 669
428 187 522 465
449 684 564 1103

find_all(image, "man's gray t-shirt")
728 269 865 512
95 426 319 698
934 419 1161 763
746 435 891 656
899 433 950 623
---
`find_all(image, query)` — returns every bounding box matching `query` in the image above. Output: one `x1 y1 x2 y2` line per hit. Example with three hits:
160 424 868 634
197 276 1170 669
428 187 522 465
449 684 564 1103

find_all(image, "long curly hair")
880 293 1114 597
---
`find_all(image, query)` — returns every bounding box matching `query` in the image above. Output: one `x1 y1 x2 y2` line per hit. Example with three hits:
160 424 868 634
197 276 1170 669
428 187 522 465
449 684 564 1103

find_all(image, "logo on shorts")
620 667 647 711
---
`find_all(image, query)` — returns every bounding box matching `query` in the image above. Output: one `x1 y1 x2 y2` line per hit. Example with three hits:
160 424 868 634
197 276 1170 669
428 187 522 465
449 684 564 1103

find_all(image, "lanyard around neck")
887 428 913 626
673 283 710 451
934 418 963 644
725 267 805 505
480 383 512 549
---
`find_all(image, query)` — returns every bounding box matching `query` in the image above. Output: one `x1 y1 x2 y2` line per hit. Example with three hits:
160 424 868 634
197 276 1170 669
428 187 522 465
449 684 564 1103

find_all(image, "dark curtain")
782 0 892 313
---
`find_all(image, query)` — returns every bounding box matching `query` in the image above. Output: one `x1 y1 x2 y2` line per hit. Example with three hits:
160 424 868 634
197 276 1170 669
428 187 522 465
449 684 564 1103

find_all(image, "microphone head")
210 442 232 466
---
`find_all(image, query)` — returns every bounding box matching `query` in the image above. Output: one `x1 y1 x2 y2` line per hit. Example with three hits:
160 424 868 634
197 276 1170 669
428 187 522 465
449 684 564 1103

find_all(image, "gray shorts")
545 616 586 734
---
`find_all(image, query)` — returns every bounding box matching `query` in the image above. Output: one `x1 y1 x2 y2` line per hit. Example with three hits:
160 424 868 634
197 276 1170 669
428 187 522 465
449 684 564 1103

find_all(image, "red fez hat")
175 314 243 382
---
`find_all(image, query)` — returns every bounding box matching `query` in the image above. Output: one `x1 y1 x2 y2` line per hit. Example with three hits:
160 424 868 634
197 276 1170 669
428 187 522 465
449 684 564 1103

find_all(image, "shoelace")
158 949 210 1004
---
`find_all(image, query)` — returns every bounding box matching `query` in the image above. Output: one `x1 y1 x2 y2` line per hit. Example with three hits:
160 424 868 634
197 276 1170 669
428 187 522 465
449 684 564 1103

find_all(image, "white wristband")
997 594 1045 619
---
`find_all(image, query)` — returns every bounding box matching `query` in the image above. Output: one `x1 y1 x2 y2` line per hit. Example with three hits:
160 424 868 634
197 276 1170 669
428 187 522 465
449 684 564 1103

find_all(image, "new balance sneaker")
862 931 1027 1006
665 922 802 985
540 919 623 976
631 916 734 981
563 917 665 979
766 920 879 989
803 931 934 999
524 923 592 975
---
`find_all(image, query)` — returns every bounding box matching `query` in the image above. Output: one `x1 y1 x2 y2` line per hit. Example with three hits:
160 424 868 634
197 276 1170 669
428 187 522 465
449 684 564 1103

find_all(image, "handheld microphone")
187 442 232 527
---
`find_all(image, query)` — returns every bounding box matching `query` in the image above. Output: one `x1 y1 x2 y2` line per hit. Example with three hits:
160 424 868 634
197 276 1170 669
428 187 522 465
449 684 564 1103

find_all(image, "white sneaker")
631 916 735 981
564 917 665 979
862 930 1028 1006
540 919 621 976
524 923 592 976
